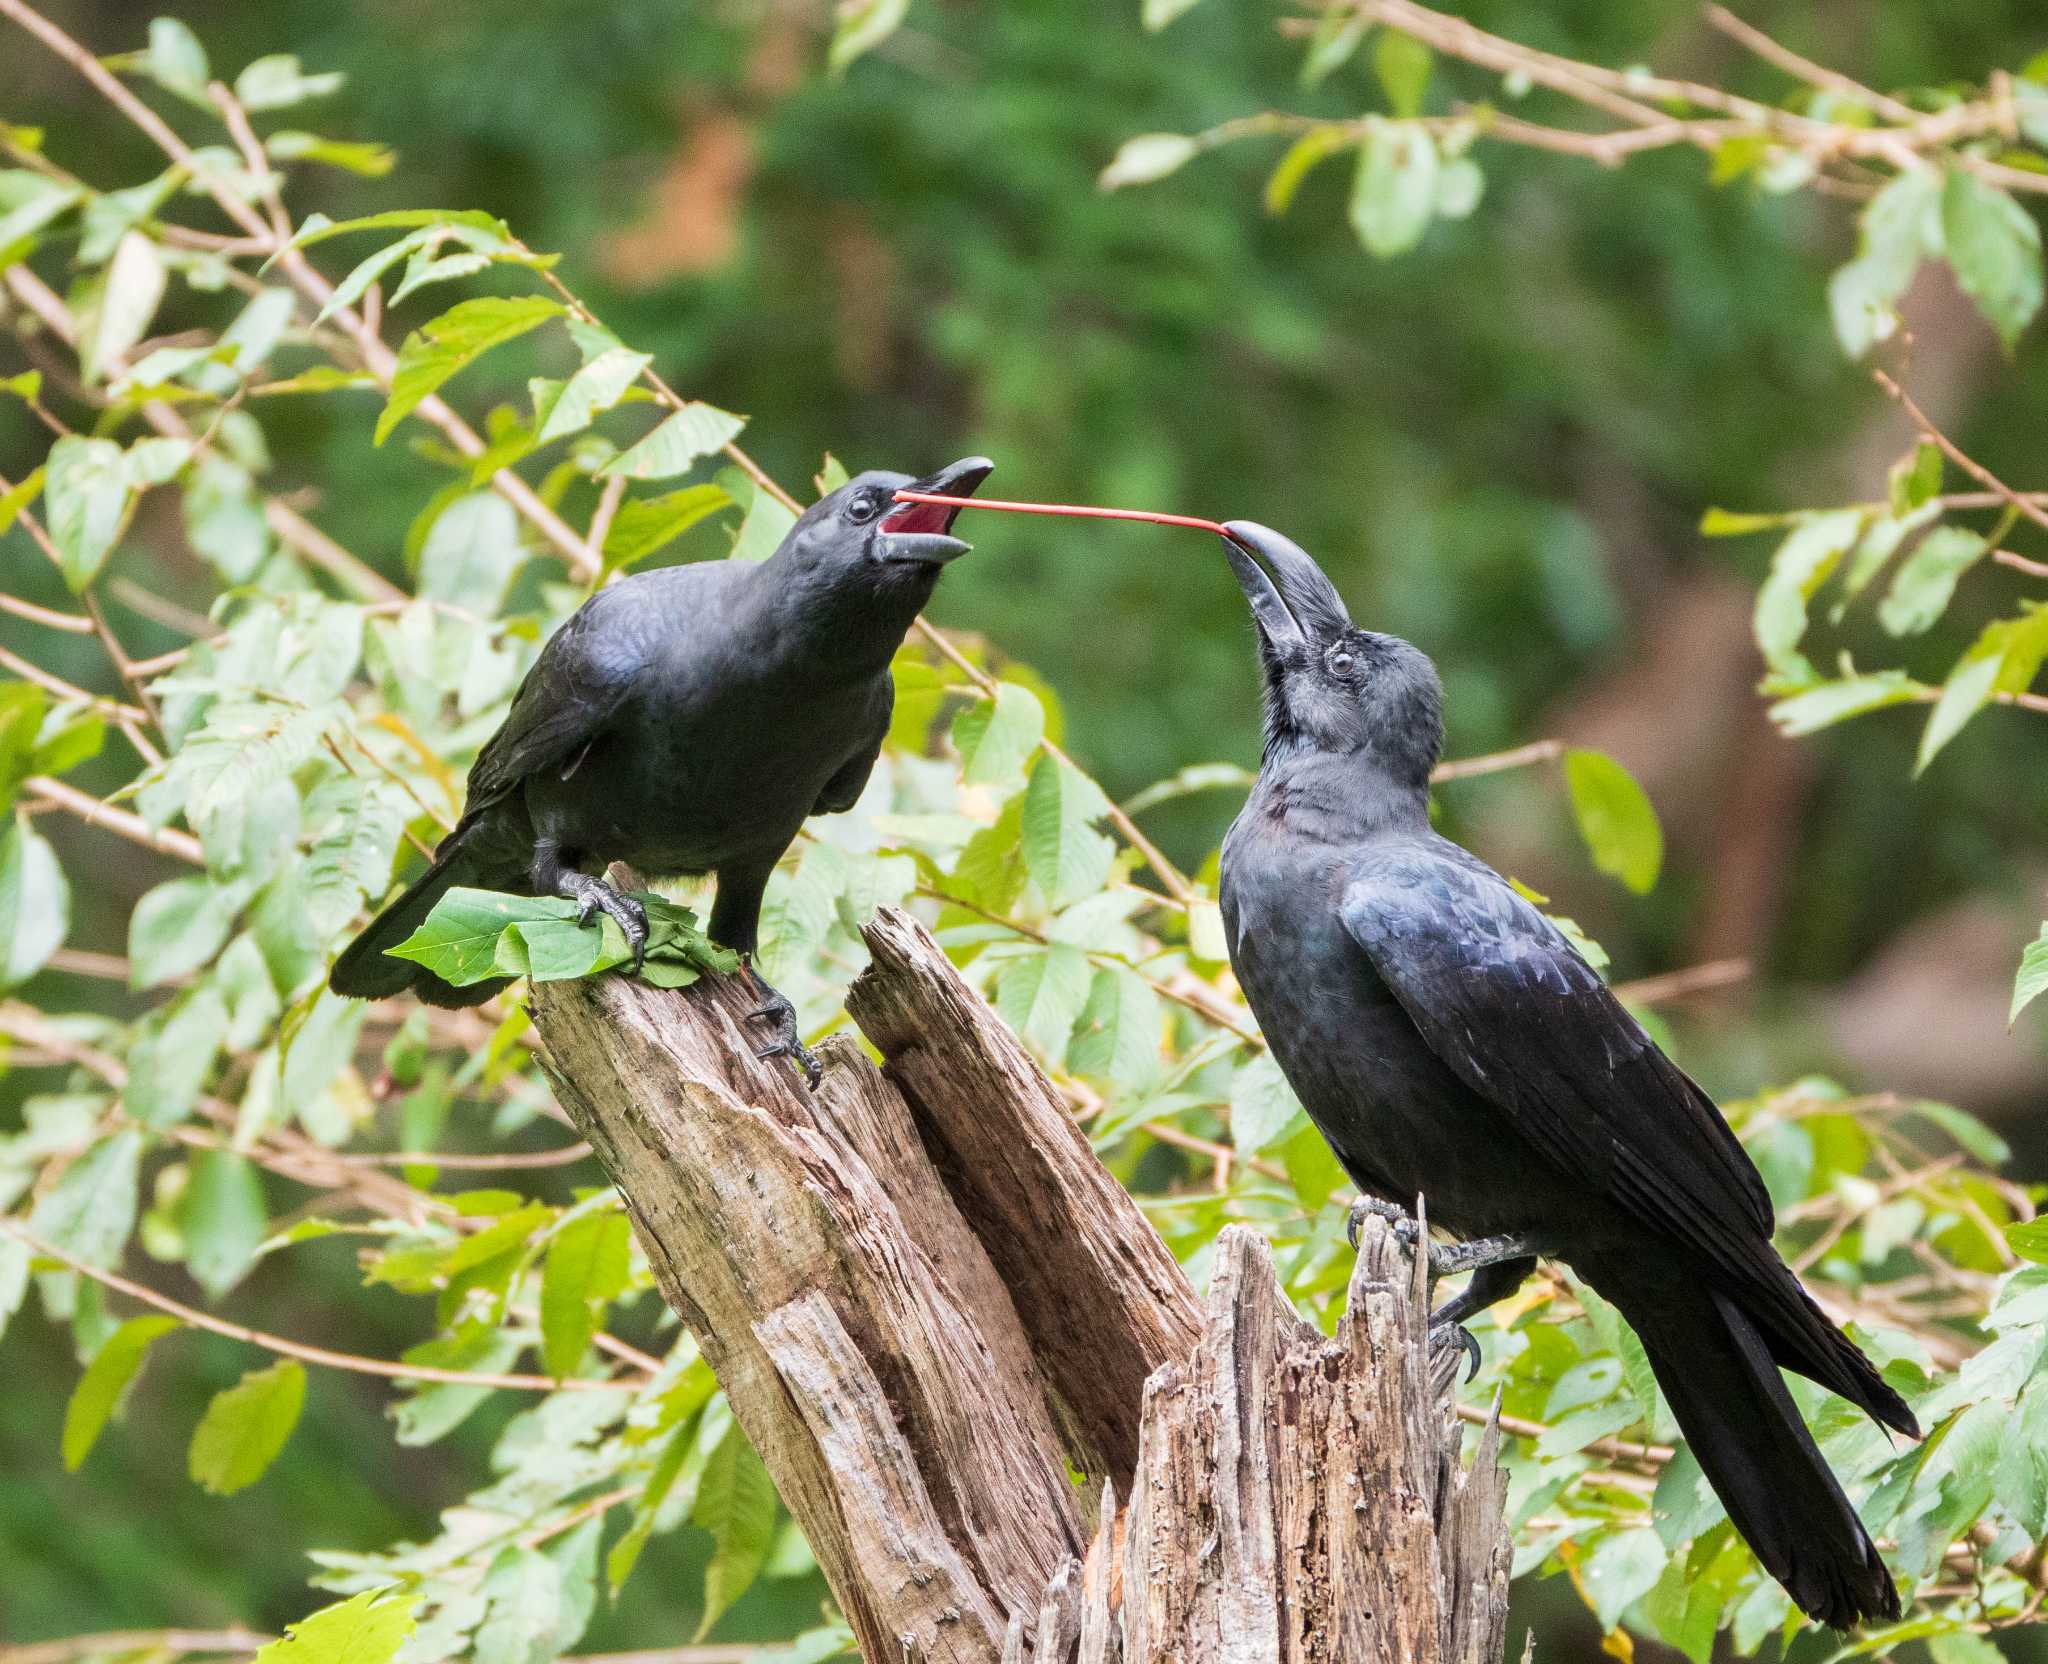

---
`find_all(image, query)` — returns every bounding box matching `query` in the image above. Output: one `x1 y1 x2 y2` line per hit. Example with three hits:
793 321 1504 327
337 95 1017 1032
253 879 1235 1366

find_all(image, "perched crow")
330 457 994 1083
1214 520 1916 1629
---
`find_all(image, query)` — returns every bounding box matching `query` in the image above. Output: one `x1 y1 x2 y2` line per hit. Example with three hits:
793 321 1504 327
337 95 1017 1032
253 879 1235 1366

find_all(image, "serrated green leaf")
0 815 67 987
43 435 132 591
1100 133 1199 191
124 986 226 1128
1878 525 1987 636
418 491 520 612
541 1210 631 1378
1066 965 1162 1089
602 484 732 570
474 1546 561 1664
1919 605 2048 772
1752 510 1862 682
952 683 1044 787
994 944 1091 1055
1349 121 1437 258
251 1592 417 1664
189 1360 305 1493
1581 1527 1667 1630
28 1129 141 1272
1828 168 1940 357
598 403 744 481
2012 923 2048 1026
62 1314 179 1470
1229 1049 1303 1154
1564 749 1662 894
180 1150 267 1300
1943 168 2043 350
1021 754 1114 908
1768 670 1924 738
376 296 563 445
691 1422 779 1639
534 346 651 443
129 874 234 988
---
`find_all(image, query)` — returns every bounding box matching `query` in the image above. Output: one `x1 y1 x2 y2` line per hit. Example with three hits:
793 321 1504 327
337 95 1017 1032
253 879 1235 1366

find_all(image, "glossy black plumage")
329 459 992 1075
1214 519 1915 1629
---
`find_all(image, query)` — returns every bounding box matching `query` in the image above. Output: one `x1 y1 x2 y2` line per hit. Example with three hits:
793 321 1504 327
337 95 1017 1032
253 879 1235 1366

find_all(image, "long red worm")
893 489 1229 538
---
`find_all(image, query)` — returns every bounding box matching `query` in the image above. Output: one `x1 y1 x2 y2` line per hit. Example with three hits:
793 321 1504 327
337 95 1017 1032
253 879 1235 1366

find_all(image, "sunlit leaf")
62 1314 179 1470
1942 168 2043 350
691 1422 779 1639
1564 749 1662 894
1349 121 1437 257
250 1592 417 1664
1100 134 1199 191
189 1360 306 1493
376 296 564 445
2013 923 2048 1027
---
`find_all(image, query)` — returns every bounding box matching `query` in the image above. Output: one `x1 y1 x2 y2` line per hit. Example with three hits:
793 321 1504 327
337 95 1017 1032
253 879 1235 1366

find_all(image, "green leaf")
234 55 344 111
952 683 1045 787
2013 923 2048 1027
1942 169 2043 350
1373 30 1432 118
0 172 81 265
1022 754 1115 908
0 815 67 987
1100 134 1199 191
1349 121 1437 258
250 1593 417 1664
130 875 235 988
691 1422 779 1639
62 1314 179 1470
1066 965 1162 1089
124 986 227 1128
722 474 797 564
995 944 1091 1055
1229 1049 1304 1155
1890 440 1944 515
1828 168 1940 357
1768 670 1924 738
90 231 167 380
189 1359 306 1493
474 1547 561 1664
1877 525 1988 636
1698 506 1795 537
376 296 564 446
1581 1526 1667 1631
1996 1388 2048 1536
601 484 732 570
388 888 548 985
1141 0 1203 28
1299 7 1368 87
0 467 45 537
1919 605 2048 772
541 1210 631 1378
1564 749 1662 894
144 18 210 102
28 1129 142 1272
828 0 908 73
1751 510 1862 682
264 132 394 178
1263 129 1351 216
599 403 746 481
43 435 132 591
419 491 521 612
534 346 651 443
179 1150 267 1300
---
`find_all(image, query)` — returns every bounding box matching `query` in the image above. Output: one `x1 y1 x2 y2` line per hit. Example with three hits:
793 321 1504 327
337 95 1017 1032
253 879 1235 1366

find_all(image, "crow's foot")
1346 1195 1419 1252
557 872 649 971
742 976 822 1090
1428 1315 1483 1386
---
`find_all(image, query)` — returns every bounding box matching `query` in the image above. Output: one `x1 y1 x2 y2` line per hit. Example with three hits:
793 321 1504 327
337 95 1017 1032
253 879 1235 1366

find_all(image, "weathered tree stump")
528 907 1511 1662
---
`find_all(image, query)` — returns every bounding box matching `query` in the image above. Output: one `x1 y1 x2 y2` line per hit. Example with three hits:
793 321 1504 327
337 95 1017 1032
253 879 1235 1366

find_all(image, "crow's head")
781 456 993 591
1221 520 1442 786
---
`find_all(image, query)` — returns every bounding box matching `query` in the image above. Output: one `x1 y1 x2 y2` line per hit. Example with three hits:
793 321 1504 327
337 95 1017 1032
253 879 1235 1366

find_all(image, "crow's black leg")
532 843 648 971
740 960 821 1090
708 857 822 1090
1345 1198 1548 1382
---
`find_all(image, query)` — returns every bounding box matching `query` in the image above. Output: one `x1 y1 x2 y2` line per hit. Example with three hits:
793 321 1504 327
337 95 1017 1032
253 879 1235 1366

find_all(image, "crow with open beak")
1214 519 1915 1629
330 457 995 1086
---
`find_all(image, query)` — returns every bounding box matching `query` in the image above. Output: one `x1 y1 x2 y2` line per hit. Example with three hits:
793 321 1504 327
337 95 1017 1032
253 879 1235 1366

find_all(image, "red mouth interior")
880 498 958 536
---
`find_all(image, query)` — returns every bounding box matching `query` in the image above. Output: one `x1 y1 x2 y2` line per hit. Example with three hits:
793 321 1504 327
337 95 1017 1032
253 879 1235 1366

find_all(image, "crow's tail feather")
1601 1270 1900 1630
328 826 511 1009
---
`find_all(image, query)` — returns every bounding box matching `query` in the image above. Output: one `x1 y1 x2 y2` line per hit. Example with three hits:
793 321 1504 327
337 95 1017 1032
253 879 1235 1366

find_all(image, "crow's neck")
755 566 938 683
1250 747 1431 844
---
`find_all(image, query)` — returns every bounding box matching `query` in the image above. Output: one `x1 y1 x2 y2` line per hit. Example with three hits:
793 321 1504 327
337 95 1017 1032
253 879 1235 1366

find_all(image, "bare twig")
23 774 204 863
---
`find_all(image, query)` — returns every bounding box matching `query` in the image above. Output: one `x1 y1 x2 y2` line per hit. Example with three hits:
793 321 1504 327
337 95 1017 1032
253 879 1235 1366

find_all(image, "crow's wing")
1339 841 1774 1269
464 579 668 811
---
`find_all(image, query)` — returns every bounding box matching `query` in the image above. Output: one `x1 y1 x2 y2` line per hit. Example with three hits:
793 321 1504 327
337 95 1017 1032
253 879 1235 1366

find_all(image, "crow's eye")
846 492 881 524
1328 649 1358 678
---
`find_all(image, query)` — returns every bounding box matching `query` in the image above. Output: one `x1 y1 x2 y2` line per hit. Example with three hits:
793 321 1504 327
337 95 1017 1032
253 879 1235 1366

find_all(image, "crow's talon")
1347 1196 1415 1251
743 984 822 1090
1429 1318 1483 1384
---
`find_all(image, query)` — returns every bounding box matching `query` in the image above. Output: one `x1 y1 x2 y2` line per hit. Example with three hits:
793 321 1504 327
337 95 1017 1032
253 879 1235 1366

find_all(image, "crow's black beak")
1221 520 1353 647
876 455 993 565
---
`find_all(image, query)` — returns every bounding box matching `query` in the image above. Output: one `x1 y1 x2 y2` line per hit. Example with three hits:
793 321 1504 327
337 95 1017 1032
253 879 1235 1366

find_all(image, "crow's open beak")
1220 520 1353 648
876 456 993 565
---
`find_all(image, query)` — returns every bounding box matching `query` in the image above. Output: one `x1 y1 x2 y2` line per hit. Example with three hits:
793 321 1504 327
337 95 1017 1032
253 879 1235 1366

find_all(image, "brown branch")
1611 957 1750 1006
23 774 204 863
0 592 94 635
1431 737 1565 782
0 1632 273 1664
1875 369 2048 537
0 1221 638 1392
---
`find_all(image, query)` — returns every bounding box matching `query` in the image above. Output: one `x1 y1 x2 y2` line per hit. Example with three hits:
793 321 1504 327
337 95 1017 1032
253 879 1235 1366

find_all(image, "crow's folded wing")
1339 843 1774 1269
464 583 663 810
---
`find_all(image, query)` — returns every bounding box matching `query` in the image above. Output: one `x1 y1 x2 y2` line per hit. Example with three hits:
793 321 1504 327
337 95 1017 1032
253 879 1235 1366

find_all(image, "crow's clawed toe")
744 987 823 1090
1428 1318 1483 1384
